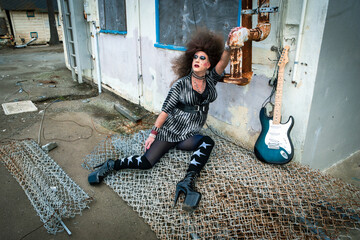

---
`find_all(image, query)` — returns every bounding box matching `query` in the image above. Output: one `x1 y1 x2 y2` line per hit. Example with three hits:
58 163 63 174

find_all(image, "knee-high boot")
88 155 152 185
174 136 215 211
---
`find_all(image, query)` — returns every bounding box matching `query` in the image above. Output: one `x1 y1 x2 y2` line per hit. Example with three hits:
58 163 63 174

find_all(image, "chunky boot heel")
173 171 201 212
183 191 201 212
88 159 115 185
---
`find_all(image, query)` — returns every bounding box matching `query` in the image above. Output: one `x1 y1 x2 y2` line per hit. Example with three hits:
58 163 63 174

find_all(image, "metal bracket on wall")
241 7 279 15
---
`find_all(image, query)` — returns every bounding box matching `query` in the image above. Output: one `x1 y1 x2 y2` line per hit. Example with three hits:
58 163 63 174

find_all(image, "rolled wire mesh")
83 130 360 239
0 139 92 234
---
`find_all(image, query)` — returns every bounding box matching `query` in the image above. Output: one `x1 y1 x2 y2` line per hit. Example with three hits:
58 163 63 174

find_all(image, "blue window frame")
30 32 38 38
155 0 241 51
98 0 127 35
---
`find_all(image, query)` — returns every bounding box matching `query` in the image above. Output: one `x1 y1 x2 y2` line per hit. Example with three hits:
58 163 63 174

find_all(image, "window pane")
159 0 239 46
99 0 127 32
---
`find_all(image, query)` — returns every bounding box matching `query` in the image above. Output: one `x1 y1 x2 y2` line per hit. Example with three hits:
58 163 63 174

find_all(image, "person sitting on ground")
88 27 239 212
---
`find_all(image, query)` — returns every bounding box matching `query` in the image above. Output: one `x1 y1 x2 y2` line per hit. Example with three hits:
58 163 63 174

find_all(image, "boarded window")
157 0 240 48
98 0 127 33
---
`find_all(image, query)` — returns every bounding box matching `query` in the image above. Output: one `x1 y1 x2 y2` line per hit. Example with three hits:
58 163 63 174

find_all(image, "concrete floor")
0 45 158 240
0 45 359 239
324 151 360 188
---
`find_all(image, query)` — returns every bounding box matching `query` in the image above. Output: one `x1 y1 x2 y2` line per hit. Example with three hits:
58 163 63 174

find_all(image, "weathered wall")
80 0 334 166
97 0 278 150
10 11 63 44
98 1 141 104
278 0 329 165
303 0 360 170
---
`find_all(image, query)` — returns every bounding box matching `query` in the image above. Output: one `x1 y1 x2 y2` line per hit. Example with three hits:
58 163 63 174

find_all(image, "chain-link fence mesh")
0 139 92 234
83 130 360 239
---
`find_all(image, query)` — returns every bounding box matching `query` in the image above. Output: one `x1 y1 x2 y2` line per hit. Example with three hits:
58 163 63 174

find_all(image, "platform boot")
174 171 201 212
88 159 115 185
173 136 215 212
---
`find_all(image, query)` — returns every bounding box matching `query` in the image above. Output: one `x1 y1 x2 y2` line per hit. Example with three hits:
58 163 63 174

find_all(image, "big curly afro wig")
171 28 224 81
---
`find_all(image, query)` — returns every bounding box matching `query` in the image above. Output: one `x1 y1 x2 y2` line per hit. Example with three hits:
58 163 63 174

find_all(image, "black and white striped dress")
157 68 224 142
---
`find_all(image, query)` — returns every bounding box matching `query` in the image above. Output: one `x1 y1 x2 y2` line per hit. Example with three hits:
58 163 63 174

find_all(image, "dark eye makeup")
193 55 206 60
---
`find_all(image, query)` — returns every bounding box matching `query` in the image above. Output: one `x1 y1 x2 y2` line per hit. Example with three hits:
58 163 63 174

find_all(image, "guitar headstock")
278 46 290 68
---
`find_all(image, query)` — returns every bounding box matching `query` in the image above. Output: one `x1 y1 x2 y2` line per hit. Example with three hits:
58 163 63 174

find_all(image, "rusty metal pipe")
224 47 243 85
224 0 271 86
249 22 271 42
241 0 253 82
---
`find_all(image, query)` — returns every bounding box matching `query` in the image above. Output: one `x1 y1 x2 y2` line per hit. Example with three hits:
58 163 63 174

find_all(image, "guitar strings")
262 50 281 109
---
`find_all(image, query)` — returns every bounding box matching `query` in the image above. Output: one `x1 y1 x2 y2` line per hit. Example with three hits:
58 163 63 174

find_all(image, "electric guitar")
254 46 294 164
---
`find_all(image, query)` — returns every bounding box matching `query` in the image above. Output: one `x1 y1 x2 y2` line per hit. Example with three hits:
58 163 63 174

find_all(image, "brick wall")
10 11 63 45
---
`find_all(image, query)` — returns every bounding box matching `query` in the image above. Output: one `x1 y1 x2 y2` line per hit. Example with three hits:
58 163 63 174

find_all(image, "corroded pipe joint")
249 23 271 41
228 27 250 47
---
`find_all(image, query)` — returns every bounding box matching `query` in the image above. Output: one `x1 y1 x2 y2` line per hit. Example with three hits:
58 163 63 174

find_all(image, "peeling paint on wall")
252 47 278 76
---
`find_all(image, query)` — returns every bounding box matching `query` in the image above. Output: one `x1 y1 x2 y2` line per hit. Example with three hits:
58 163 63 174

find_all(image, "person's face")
192 51 210 73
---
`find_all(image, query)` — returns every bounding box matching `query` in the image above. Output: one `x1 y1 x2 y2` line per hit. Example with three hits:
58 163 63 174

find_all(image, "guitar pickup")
268 143 280 149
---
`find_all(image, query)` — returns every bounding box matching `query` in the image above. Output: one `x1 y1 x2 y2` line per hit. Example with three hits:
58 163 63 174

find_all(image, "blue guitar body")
254 107 294 164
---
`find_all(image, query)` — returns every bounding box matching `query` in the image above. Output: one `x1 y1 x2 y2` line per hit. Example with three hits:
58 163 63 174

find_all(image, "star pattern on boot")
120 158 126 165
199 142 212 149
193 149 205 157
136 156 142 166
127 155 134 164
190 158 200 166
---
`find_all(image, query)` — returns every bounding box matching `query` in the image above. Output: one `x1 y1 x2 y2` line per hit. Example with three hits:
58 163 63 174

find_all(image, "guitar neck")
272 46 289 125
273 69 284 125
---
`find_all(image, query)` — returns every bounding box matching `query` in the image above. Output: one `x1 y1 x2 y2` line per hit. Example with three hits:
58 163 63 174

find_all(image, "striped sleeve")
208 67 224 85
161 80 182 114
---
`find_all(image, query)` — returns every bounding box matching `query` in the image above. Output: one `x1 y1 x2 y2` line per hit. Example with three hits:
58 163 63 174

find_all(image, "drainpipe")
136 0 143 104
92 21 102 94
291 0 308 86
